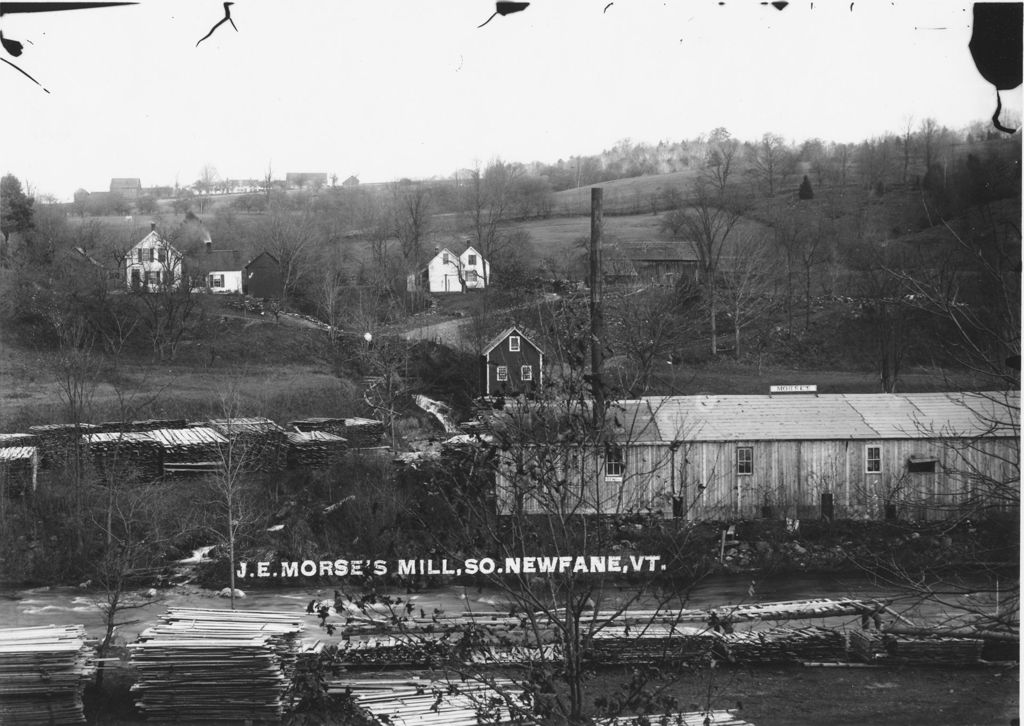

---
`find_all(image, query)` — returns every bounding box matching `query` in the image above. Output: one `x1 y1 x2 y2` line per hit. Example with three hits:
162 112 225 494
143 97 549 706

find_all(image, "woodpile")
850 630 983 666
714 627 847 664
328 677 535 726
0 624 97 726
710 598 884 623
0 446 38 495
81 432 163 480
149 427 228 475
289 416 385 448
93 419 187 433
849 631 887 662
589 624 719 665
206 417 288 472
286 430 347 468
28 423 99 469
128 607 304 722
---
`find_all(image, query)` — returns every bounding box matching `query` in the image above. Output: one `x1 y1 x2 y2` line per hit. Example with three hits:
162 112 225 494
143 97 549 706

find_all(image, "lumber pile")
711 598 883 623
128 608 304 722
589 624 719 665
93 419 187 433
597 711 754 725
884 634 984 666
289 416 385 448
328 677 535 726
0 624 97 726
149 427 228 475
81 432 163 479
207 417 288 471
333 635 450 668
849 631 887 662
289 417 347 436
714 627 847 664
285 430 347 468
28 423 99 469
0 446 38 495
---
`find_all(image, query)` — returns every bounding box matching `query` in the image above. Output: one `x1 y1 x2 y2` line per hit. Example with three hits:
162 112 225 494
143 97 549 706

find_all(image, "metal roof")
645 392 1019 442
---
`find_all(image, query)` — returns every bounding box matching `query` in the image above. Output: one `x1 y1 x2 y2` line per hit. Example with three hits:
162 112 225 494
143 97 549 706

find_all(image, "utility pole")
590 188 605 428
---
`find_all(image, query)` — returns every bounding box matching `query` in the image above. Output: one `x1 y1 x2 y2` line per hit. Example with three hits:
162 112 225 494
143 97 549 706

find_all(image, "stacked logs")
81 432 163 480
589 624 719 665
0 625 97 726
850 631 984 666
149 427 228 475
27 423 98 469
128 608 304 722
289 417 384 448
206 417 288 471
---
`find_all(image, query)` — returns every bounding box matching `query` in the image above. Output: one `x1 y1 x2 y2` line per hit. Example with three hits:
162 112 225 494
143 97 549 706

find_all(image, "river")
0 569 999 647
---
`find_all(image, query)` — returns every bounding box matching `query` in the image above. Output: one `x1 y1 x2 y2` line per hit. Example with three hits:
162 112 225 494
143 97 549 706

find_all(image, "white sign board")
770 385 818 394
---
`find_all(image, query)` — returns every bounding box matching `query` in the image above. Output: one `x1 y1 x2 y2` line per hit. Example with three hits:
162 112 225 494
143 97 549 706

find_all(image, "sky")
2 0 1021 201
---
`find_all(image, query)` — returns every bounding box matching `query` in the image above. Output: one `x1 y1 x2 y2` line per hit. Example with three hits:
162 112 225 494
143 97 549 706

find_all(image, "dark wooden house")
480 326 544 397
243 252 283 298
620 241 700 285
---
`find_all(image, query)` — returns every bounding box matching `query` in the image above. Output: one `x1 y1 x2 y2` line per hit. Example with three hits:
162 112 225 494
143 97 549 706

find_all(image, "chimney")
150 222 156 232
205 240 212 253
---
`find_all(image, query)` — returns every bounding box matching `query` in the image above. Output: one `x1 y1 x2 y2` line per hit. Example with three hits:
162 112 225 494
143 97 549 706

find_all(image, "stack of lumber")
289 417 348 436
81 431 163 479
0 624 96 725
128 608 304 722
206 417 287 471
0 433 37 447
0 445 38 495
94 419 187 433
334 635 449 668
710 598 884 623
150 427 228 475
714 627 846 664
328 677 535 726
589 624 719 665
597 711 754 726
285 430 347 468
27 423 98 469
849 631 887 662
883 633 983 665
340 417 385 447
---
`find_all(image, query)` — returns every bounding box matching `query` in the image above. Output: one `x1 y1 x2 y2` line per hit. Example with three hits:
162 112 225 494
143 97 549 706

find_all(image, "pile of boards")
206 417 288 471
596 711 754 725
849 630 983 666
0 625 96 725
128 607 303 722
289 416 384 448
285 430 347 468
589 624 719 665
150 427 228 475
715 626 847 664
28 423 98 468
328 676 535 726
81 431 163 479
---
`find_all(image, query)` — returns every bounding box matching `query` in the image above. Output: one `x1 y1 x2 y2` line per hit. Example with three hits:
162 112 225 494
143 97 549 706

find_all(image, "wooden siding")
496 437 1018 522
482 337 543 397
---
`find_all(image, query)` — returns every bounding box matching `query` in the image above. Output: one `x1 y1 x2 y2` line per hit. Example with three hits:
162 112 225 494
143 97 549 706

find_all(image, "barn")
495 392 1019 522
243 252 283 299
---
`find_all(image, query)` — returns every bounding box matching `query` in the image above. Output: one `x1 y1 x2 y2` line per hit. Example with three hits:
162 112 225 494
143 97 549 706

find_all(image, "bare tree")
718 235 780 357
751 132 792 197
701 127 740 193
661 178 747 355
390 181 433 268
461 160 523 259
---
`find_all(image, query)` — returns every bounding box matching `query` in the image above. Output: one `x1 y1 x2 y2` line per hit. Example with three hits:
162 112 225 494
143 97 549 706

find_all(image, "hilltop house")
408 245 489 293
124 223 183 291
480 326 544 397
110 178 142 199
495 392 1020 522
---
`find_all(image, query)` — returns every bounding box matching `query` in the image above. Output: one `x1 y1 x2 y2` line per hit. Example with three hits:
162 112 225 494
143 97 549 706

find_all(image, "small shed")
620 241 700 284
480 326 544 397
243 252 283 299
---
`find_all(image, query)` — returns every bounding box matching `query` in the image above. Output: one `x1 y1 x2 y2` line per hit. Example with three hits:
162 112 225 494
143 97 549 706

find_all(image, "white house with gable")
125 223 183 291
408 245 489 293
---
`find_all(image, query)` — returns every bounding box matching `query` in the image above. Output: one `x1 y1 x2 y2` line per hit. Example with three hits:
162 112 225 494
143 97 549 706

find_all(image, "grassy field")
550 169 702 216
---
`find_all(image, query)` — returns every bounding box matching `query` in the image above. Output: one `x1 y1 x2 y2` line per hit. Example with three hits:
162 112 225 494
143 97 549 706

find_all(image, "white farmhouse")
124 223 183 291
408 245 489 293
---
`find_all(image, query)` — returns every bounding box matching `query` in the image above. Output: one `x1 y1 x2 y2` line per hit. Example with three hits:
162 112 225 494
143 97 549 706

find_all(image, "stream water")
0 568 999 647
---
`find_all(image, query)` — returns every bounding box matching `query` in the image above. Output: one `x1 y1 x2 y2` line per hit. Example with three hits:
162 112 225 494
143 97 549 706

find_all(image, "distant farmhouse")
342 175 360 187
124 223 183 291
496 392 1020 522
196 245 244 294
408 245 489 293
480 326 544 397
110 178 142 199
285 172 328 190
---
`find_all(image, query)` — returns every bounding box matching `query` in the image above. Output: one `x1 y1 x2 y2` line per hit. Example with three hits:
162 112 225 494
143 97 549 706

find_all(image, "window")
865 445 882 473
509 335 521 352
496 365 508 382
442 252 450 264
736 446 753 475
148 248 156 262
907 456 937 474
521 365 533 381
605 444 625 479
145 271 161 285
137 249 144 262
157 248 166 263
466 270 478 283
468 254 477 265
210 274 224 288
